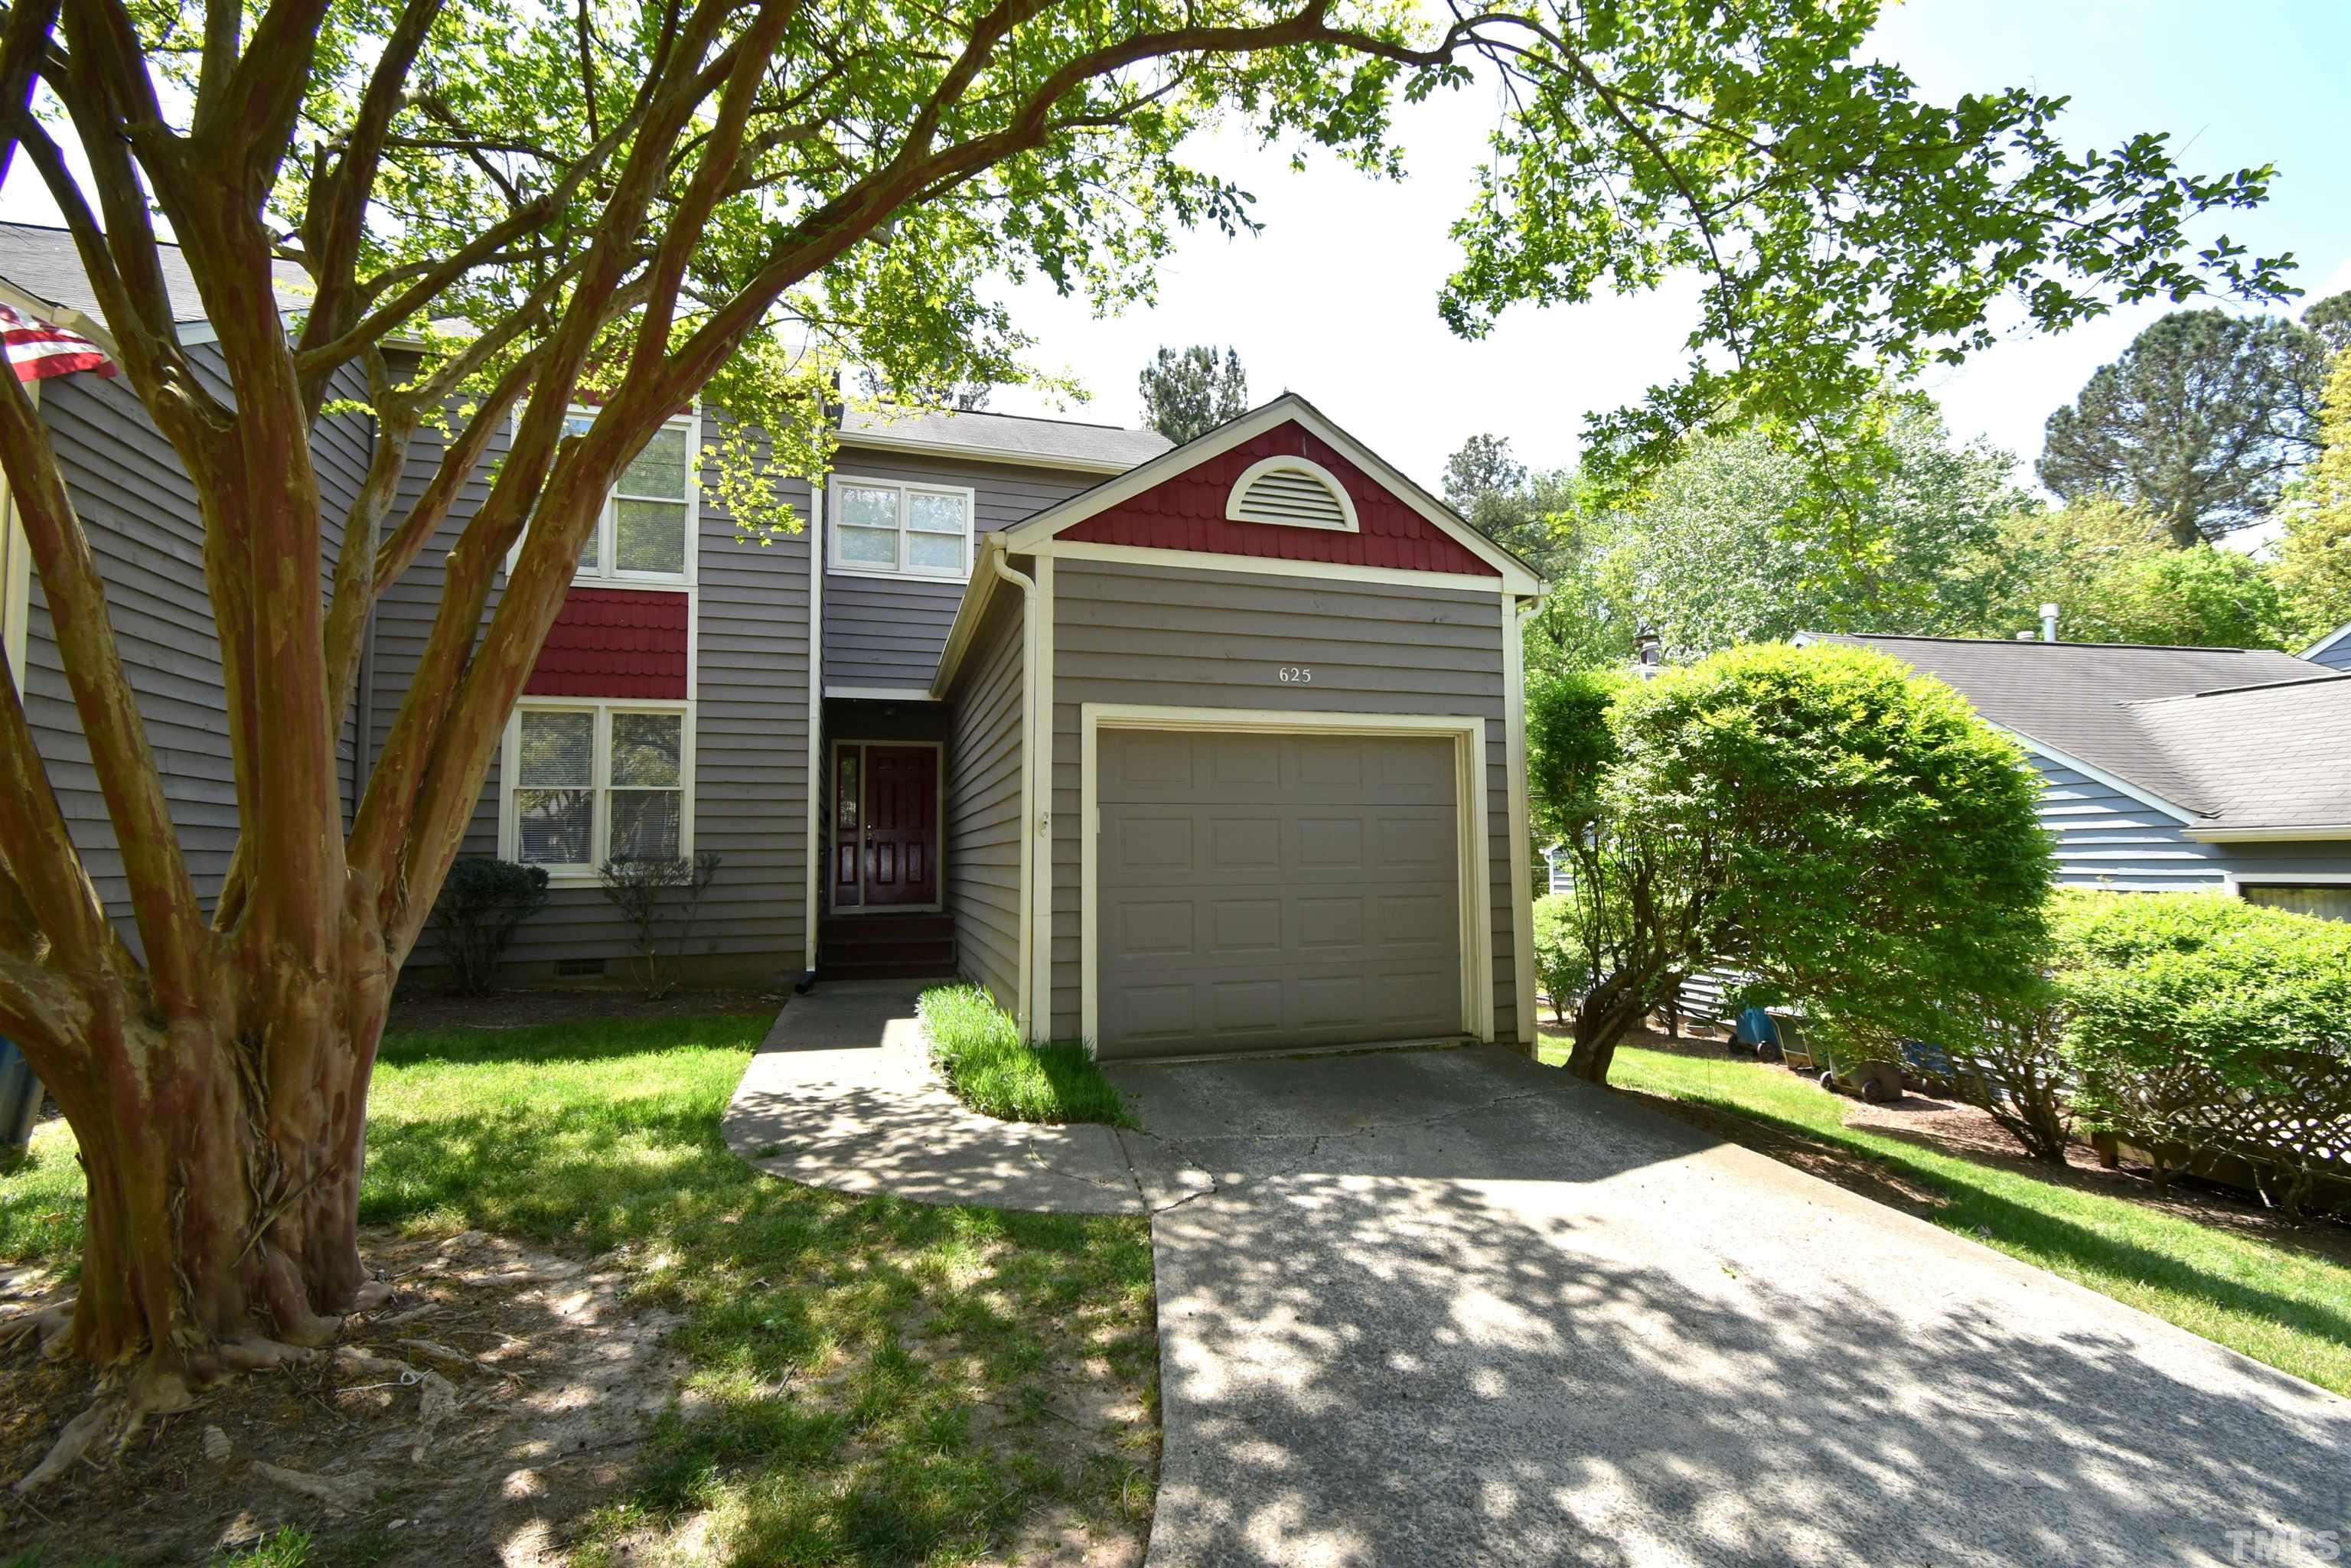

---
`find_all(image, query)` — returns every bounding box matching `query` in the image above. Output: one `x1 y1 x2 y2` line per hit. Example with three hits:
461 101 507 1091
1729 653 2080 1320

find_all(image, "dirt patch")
1 1230 687 1566
387 986 783 1034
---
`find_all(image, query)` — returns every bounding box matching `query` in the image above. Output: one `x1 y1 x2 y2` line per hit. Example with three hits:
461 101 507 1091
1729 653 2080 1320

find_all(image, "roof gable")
1055 416 1497 576
1000 393 1541 592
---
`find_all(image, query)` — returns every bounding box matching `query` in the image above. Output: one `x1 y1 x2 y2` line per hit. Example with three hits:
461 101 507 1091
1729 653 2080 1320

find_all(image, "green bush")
2056 890 2351 1211
1529 893 1593 1024
426 857 550 995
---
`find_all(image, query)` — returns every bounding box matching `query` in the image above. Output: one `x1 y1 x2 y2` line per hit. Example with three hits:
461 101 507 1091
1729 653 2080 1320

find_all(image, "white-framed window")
829 476 974 581
520 409 699 587
501 700 694 879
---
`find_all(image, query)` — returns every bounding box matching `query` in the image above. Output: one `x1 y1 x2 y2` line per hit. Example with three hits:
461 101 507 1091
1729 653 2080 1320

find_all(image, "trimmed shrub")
1530 893 1593 1025
2056 890 2351 1211
426 857 550 995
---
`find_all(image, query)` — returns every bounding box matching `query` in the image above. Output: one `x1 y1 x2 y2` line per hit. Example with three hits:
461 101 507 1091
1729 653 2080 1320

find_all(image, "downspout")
987 539 1045 1041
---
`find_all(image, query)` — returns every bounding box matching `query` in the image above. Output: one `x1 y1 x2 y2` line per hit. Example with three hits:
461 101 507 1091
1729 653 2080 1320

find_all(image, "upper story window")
830 477 974 581
535 409 699 586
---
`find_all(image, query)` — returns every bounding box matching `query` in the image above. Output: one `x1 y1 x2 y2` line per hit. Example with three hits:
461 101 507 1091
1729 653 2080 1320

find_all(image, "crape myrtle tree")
0 0 2294 1453
1528 644 2053 1085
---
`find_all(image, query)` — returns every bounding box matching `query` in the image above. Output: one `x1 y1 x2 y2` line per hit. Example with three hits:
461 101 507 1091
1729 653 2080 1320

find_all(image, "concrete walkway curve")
722 979 1211 1215
728 986 2351 1568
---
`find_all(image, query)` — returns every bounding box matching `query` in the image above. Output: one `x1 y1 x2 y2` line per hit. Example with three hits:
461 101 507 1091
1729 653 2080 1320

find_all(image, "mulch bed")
0 1230 687 1566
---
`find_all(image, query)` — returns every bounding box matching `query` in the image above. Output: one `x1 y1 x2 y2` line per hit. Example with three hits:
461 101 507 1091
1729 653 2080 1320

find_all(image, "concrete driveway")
1107 1045 2349 1568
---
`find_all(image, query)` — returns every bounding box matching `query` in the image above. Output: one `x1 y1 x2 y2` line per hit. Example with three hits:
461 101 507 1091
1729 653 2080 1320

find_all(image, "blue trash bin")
0 1036 41 1158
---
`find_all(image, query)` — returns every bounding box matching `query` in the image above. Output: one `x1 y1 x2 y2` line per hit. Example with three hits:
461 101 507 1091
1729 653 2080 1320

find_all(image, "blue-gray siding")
2307 632 2351 674
373 408 816 980
21 350 369 938
943 590 1026 1014
1048 559 1520 1045
823 450 1096 691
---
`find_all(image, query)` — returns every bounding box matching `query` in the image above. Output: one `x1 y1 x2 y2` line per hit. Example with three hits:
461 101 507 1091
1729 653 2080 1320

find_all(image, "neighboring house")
2307 621 2351 675
0 223 1545 1059
1803 634 2351 922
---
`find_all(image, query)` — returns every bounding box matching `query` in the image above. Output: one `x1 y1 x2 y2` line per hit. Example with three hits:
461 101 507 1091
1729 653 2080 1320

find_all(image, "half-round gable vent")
1224 456 1359 532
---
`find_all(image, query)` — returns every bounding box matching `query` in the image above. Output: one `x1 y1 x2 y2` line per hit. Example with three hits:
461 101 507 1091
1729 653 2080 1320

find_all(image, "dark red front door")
836 744 937 908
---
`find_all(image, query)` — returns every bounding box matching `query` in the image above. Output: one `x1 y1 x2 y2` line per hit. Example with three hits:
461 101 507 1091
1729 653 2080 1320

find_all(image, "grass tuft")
918 984 1135 1128
1560 1038 2351 1397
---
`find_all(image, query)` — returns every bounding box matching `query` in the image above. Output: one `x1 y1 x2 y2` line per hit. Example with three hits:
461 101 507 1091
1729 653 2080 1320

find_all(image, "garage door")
1095 729 1462 1058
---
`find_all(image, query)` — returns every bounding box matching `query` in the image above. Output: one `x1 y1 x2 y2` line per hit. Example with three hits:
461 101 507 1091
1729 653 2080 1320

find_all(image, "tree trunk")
35 965 390 1409
1562 970 1651 1085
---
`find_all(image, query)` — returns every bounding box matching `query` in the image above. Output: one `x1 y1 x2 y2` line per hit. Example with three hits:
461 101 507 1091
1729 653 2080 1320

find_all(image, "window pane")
908 491 966 533
839 526 897 566
562 413 596 442
615 498 686 575
515 788 593 865
838 753 859 832
517 709 594 786
2243 884 2351 923
611 711 683 787
908 531 964 571
610 790 682 860
620 426 689 499
842 485 899 530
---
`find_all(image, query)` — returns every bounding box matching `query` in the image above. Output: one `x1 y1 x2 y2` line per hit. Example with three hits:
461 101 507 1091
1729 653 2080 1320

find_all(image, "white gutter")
2184 824 2351 843
837 427 1135 476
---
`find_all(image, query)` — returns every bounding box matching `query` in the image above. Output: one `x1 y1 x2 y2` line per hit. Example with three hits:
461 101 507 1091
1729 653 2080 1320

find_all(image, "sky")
981 0 2351 493
1 2 2342 499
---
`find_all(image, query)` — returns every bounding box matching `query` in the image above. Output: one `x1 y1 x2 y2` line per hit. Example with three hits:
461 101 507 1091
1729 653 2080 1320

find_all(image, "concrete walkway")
728 996 2351 1568
722 980 1210 1215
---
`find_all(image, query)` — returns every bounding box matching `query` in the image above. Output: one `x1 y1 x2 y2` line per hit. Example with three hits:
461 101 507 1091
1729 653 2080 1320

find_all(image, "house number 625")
1278 666 1312 683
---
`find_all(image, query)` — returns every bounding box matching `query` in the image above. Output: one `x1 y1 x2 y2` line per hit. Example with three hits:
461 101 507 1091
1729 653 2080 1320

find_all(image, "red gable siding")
1058 419 1499 576
524 588 690 699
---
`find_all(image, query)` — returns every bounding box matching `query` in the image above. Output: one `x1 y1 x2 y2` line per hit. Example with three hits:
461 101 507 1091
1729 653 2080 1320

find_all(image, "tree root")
217 1337 318 1373
250 1459 373 1513
10 1394 121 1494
335 1346 456 1464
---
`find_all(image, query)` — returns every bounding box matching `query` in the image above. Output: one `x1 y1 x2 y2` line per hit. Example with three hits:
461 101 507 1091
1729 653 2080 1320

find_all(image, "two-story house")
0 223 1544 1061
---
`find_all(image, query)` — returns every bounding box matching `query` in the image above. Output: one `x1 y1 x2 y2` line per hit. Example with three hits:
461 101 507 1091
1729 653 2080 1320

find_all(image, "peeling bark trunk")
1562 970 1652 1085
38 955 390 1400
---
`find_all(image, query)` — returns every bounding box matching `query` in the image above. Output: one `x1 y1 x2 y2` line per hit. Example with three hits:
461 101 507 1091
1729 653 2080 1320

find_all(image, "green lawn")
1551 1038 2351 1397
2 1013 1157 1566
918 983 1135 1127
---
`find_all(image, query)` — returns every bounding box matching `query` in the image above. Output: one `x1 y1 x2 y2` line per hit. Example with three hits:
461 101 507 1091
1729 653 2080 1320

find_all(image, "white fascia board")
928 540 1009 698
1041 539 1511 594
997 393 1544 595
836 427 1135 476
2302 621 2351 660
1998 724 2201 826
2186 824 2351 843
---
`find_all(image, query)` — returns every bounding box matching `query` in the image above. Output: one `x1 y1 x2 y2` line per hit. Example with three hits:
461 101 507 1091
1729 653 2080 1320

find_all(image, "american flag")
0 302 116 383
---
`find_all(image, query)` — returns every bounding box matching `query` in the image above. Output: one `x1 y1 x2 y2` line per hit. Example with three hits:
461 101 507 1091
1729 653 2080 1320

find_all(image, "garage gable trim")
1000 394 1542 595
1078 703 1495 1053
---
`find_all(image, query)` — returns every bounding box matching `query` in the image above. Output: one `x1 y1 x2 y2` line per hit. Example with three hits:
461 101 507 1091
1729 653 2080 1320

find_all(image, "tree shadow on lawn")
1619 1090 2351 1364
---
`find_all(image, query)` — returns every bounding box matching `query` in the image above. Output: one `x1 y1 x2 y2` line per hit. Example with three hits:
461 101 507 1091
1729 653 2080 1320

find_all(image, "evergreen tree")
2038 309 2329 546
1137 346 1250 443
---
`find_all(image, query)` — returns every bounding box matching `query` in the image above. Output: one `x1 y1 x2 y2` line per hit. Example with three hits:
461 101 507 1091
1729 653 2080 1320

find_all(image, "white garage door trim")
1080 703 1494 1051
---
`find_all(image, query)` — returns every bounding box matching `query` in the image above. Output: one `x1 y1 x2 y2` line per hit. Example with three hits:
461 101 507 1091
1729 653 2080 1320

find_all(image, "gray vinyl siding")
374 408 815 981
2307 635 2351 674
1047 560 1518 1044
943 591 1025 1014
22 348 369 937
2032 750 2232 891
823 451 1097 690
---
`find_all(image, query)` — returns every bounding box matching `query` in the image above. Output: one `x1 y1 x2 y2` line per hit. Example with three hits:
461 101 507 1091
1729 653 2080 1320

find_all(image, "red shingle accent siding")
523 588 690 699
1058 420 1499 576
